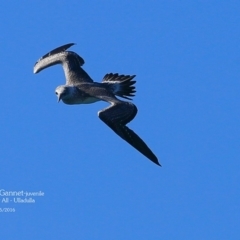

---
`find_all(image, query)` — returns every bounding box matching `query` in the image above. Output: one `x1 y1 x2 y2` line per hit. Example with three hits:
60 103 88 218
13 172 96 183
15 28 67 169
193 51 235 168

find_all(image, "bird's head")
55 85 70 102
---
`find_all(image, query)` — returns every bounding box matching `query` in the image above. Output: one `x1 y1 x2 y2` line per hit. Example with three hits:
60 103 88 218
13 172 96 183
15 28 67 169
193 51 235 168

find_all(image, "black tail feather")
102 73 136 100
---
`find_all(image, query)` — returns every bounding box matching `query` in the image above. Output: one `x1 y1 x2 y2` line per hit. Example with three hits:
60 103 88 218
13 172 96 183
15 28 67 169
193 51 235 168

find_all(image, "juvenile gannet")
34 43 160 166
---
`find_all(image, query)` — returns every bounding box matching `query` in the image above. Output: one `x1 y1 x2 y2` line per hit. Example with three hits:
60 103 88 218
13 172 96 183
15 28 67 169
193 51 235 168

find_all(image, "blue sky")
1 1 239 239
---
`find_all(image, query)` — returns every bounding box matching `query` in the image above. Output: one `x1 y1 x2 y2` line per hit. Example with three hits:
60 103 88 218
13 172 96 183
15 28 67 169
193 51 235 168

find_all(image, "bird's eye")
55 92 58 95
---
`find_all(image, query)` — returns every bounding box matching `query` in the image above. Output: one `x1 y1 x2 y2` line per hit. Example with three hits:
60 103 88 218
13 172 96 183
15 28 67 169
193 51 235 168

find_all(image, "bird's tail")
102 73 136 100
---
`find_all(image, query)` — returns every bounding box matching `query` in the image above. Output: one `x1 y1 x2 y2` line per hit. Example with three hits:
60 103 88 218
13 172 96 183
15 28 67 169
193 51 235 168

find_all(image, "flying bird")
33 43 160 166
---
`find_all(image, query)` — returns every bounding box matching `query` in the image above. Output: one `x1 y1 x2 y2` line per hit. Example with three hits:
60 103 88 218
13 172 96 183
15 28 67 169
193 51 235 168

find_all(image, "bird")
33 43 160 166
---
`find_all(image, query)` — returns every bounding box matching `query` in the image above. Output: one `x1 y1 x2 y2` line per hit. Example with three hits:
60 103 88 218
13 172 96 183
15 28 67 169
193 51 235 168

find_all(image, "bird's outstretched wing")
98 101 160 166
33 43 93 84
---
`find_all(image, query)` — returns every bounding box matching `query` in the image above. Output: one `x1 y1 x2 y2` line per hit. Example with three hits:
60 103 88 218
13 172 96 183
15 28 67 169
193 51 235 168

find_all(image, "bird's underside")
34 43 160 166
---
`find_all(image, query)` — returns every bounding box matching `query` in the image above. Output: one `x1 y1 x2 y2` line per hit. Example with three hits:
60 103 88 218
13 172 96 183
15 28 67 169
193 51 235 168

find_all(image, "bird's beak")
57 95 61 103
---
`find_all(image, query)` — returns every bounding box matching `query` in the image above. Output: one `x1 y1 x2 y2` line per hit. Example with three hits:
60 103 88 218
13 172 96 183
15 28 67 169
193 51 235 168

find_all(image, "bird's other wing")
33 43 94 84
38 43 76 60
98 100 160 166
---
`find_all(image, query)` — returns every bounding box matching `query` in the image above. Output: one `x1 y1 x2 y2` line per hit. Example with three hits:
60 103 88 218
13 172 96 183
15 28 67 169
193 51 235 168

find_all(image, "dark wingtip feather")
151 157 161 166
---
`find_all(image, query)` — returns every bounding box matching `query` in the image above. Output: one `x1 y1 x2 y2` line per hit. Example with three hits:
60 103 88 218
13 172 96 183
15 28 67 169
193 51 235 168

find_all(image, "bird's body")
55 84 101 105
34 43 160 166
